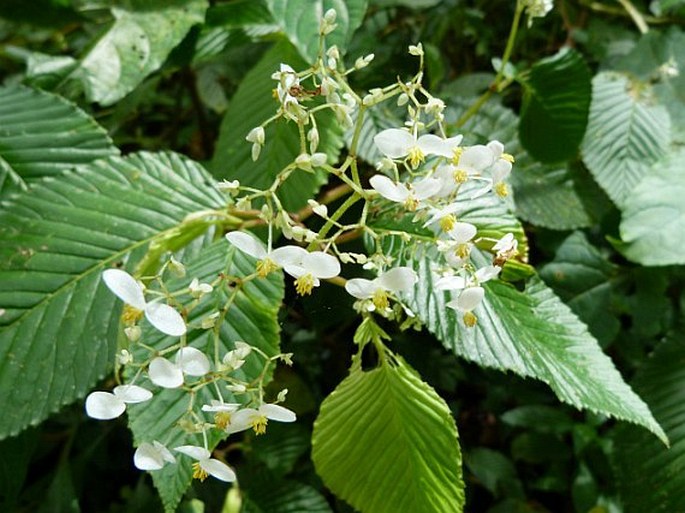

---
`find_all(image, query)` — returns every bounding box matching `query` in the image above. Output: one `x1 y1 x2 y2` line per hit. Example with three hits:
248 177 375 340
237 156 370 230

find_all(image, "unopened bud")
246 126 265 145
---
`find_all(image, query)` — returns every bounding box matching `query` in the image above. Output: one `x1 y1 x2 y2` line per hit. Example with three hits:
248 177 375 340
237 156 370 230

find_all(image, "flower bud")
168 256 186 278
311 152 327 167
246 126 265 145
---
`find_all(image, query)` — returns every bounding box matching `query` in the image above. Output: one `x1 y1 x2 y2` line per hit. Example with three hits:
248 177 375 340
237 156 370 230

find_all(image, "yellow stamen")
440 215 456 232
192 462 209 482
214 412 231 430
463 311 477 328
451 147 463 166
256 258 278 278
403 196 419 211
494 182 508 197
295 274 315 295
453 169 468 184
372 289 390 310
456 243 471 259
502 153 515 163
252 415 268 435
122 305 143 326
407 146 425 169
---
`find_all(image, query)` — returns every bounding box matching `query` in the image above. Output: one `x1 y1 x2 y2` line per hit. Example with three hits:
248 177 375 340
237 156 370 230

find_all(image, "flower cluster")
86 266 296 482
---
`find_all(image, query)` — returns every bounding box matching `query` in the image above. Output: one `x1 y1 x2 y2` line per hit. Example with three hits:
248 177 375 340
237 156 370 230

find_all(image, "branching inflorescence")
86 7 528 483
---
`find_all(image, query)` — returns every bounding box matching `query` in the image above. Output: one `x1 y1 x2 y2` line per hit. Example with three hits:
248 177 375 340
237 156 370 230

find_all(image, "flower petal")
416 134 450 158
487 140 504 158
175 347 211 377
455 286 485 311
85 391 126 420
202 400 240 413
474 265 501 283
373 128 415 159
225 231 267 259
412 177 442 200
260 403 297 422
102 269 146 310
201 458 236 482
148 357 184 388
271 245 308 266
113 384 153 404
174 445 211 461
369 175 408 203
226 408 259 434
344 278 377 299
134 442 170 471
377 267 418 292
302 251 341 279
491 159 512 182
459 145 495 172
145 303 186 337
435 275 467 291
448 222 477 243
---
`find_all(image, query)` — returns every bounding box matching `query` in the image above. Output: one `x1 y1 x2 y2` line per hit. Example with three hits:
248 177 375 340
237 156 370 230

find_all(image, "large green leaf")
312 354 464 513
126 239 284 513
618 147 685 266
266 0 367 62
581 72 671 208
0 152 225 439
0 85 117 195
52 0 207 105
211 40 343 211
396 242 665 443
613 335 685 512
519 48 592 163
242 472 332 513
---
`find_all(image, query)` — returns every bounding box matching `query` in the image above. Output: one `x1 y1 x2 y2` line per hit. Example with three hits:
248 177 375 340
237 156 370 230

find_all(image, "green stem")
454 2 524 128
615 0 649 33
307 192 361 251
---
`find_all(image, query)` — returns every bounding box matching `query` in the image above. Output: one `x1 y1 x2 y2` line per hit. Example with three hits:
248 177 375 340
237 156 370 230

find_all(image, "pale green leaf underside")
127 239 284 513
619 148 685 266
581 72 671 208
399 244 666 443
70 0 207 105
312 357 464 513
613 336 685 512
0 152 225 439
211 40 343 211
0 85 117 195
266 0 367 62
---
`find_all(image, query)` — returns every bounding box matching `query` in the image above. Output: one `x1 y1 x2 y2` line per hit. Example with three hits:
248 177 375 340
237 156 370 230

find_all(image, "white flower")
189 278 213 298
102 269 186 337
374 128 456 168
369 174 441 210
279 249 341 296
493 232 518 253
435 265 500 291
202 399 241 430
345 267 418 310
226 404 296 435
85 385 153 420
524 0 554 25
225 231 303 278
134 441 176 471
437 222 478 266
446 286 485 327
174 445 236 482
221 341 252 370
216 179 240 193
148 347 211 389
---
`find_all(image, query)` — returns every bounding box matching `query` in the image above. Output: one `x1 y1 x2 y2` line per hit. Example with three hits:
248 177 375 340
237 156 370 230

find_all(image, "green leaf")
206 0 274 28
519 48 592 163
126 239 284 513
345 105 400 165
0 152 225 440
390 240 666 443
619 147 685 265
0 85 118 195
540 232 620 345
211 40 343 211
581 72 671 208
265 0 368 62
57 0 208 105
613 335 685 512
242 472 332 513
312 354 464 513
